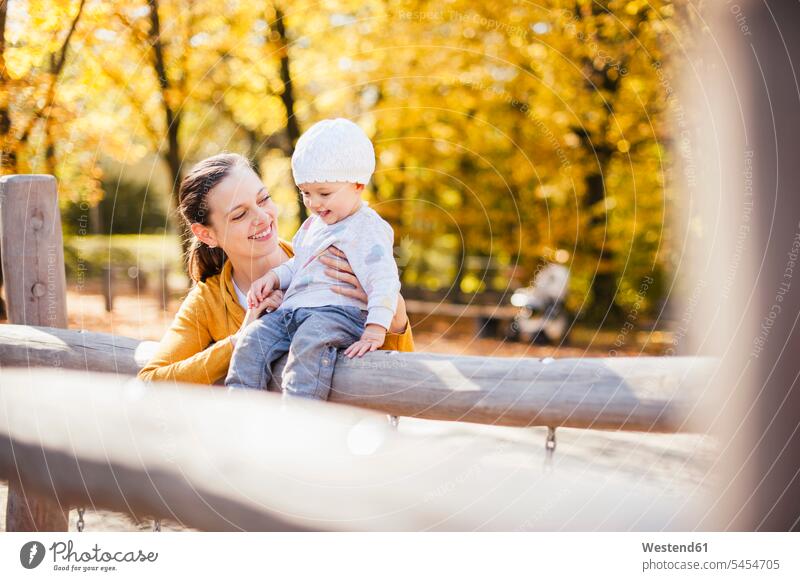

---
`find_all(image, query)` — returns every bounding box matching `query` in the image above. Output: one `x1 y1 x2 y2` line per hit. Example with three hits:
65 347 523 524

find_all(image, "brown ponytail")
178 153 251 282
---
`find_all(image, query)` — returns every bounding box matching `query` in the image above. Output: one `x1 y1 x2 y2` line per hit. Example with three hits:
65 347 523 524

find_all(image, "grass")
64 234 184 280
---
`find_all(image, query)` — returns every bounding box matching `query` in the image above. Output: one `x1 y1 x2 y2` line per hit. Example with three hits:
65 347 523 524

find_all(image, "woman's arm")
137 285 233 385
321 246 410 334
390 294 410 335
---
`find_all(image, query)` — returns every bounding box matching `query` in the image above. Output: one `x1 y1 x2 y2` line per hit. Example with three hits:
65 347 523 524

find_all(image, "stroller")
507 263 571 345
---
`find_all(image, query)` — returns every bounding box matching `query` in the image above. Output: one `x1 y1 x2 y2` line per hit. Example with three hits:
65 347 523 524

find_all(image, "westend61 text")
642 542 708 553
49 541 158 563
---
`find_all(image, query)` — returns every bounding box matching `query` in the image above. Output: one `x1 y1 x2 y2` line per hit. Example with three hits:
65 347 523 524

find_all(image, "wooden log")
0 174 69 531
305 352 710 432
405 299 517 320
690 1 800 530
0 324 149 375
0 324 714 433
0 368 707 531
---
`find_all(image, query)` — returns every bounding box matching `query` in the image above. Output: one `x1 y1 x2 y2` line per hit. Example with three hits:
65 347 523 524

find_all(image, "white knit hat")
291 118 376 185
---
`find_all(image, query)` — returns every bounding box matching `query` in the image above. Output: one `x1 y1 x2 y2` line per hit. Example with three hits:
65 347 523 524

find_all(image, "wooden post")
158 265 168 311
127 266 141 292
101 265 113 312
690 2 800 530
0 174 69 531
0 253 5 320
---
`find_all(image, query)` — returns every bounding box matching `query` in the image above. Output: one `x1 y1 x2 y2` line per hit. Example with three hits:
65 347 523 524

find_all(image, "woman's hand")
323 246 410 334
232 290 283 346
322 246 368 302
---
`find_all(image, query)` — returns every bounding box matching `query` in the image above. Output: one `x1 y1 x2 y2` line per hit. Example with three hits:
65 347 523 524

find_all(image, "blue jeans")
225 306 367 400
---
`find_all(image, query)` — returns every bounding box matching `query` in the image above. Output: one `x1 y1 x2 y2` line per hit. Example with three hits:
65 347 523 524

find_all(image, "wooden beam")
0 324 146 376
0 174 69 531
0 324 714 433
690 1 800 531
0 368 707 531
405 299 517 319
288 352 712 432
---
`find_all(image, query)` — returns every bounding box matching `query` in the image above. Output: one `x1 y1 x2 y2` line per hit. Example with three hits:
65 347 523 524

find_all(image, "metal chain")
152 519 161 532
544 426 557 472
76 508 85 532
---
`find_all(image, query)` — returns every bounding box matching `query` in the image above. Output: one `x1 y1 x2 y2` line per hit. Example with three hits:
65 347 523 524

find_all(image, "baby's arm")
337 217 401 356
358 227 401 331
266 216 314 294
270 257 296 291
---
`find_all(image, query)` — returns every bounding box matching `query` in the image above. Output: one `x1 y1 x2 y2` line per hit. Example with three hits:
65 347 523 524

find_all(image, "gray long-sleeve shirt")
272 202 400 329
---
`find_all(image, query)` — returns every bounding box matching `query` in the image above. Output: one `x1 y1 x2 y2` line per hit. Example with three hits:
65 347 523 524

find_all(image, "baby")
225 118 401 399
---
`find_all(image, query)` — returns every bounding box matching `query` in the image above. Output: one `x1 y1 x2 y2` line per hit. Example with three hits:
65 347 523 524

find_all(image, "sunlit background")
0 0 698 349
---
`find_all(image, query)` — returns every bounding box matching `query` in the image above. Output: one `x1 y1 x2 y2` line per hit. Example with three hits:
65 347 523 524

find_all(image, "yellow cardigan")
137 239 414 385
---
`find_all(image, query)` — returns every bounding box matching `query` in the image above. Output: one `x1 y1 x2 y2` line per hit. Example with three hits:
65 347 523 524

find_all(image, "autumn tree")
6 0 694 325
0 0 87 318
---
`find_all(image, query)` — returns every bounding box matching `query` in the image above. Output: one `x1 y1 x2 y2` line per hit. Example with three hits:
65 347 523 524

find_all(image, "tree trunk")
0 0 11 318
584 168 624 323
273 6 306 223
45 121 57 177
0 0 15 176
147 0 187 256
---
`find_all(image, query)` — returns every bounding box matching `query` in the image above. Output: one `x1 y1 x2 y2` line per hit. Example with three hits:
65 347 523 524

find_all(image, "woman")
138 153 413 385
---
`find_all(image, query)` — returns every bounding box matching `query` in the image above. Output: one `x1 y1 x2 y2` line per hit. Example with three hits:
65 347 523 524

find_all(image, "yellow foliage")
2 0 694 318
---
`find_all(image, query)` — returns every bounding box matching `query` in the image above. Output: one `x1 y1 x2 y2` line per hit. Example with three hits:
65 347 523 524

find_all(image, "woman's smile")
249 222 274 241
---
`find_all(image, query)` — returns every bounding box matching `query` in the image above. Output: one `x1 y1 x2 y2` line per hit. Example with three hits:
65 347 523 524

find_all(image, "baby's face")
298 181 364 225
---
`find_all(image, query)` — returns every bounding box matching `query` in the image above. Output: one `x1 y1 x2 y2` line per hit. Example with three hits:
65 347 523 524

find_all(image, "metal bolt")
543 426 557 473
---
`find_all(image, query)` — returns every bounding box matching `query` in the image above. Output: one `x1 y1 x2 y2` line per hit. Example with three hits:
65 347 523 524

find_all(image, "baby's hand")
344 324 387 358
247 272 278 308
256 289 283 314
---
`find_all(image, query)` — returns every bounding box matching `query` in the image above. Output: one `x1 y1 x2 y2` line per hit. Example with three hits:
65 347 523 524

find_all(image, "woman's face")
194 165 280 260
